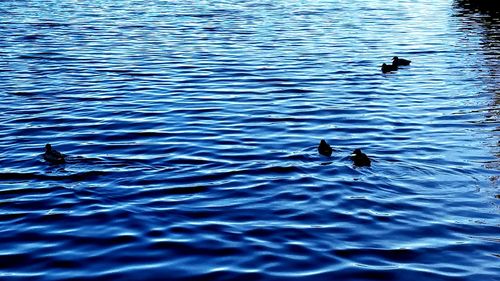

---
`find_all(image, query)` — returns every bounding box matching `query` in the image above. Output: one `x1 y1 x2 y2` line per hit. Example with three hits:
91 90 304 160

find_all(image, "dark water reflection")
454 0 499 171
0 0 499 280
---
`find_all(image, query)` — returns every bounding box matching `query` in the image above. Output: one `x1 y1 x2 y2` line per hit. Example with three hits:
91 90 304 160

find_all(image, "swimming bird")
381 63 398 73
392 56 411 66
318 139 333 157
351 149 371 167
43 143 65 164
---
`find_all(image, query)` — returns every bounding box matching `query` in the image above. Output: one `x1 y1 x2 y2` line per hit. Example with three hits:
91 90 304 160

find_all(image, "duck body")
381 63 398 73
351 149 371 167
43 143 65 164
318 139 333 157
392 56 411 66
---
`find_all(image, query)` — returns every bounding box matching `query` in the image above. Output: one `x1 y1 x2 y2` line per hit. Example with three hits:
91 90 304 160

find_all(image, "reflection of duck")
44 144 65 164
381 63 398 73
318 139 333 157
351 149 371 167
392 56 411 66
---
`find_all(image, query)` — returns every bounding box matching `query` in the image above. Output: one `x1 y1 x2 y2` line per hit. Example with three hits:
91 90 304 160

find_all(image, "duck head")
351 148 362 156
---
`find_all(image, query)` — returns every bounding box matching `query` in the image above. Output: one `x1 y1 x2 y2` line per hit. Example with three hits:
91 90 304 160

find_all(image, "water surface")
0 0 498 280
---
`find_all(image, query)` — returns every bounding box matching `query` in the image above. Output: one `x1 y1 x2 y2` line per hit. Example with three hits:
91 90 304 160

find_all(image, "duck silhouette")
43 143 65 164
392 56 411 66
318 139 333 157
381 63 398 73
351 149 371 167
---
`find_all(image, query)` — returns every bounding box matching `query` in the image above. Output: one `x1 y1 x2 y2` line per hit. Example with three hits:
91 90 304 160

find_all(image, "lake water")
0 0 498 280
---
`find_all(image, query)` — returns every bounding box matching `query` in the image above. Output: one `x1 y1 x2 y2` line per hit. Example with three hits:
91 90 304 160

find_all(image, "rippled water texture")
0 0 498 280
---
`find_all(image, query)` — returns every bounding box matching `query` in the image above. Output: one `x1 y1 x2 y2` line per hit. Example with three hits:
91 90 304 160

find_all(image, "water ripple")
0 0 499 280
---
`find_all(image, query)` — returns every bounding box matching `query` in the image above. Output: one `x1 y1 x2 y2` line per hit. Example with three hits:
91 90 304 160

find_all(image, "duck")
43 143 65 164
318 139 333 157
392 56 411 66
351 149 371 167
381 63 398 73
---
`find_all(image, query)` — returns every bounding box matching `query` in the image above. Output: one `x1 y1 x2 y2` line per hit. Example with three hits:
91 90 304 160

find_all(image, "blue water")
0 0 498 280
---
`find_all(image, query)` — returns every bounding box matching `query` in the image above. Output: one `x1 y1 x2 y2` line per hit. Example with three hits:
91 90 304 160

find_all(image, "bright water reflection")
0 0 498 280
